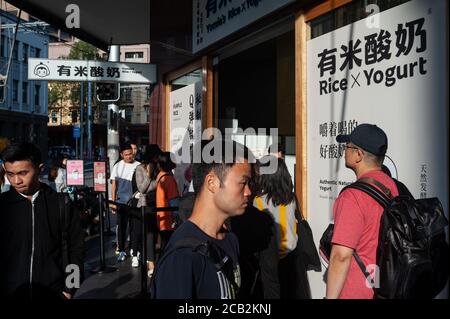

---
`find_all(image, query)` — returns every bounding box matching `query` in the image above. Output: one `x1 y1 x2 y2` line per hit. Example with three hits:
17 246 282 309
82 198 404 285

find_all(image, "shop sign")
28 58 156 83
94 161 107 192
169 82 203 196
67 160 85 186
306 0 448 298
193 0 294 52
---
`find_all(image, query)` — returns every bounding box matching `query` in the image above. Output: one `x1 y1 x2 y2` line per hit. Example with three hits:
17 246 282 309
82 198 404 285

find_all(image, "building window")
125 52 144 59
23 44 29 63
51 110 58 123
13 80 19 102
126 88 132 101
35 84 41 106
121 88 132 102
22 82 28 104
125 107 133 122
12 44 19 61
146 86 152 100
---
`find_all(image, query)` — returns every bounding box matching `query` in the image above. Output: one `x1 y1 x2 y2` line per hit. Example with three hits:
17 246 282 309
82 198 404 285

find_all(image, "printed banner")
94 161 107 192
306 0 448 298
66 160 84 186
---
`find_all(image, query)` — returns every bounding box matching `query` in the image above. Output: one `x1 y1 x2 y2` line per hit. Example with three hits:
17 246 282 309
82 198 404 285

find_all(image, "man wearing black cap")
325 124 399 299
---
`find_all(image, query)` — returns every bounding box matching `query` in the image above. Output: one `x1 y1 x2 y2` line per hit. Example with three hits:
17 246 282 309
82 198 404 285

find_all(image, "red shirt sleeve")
332 189 365 250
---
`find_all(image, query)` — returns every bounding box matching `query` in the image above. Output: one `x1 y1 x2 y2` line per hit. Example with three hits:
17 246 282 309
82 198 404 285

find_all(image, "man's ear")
38 163 44 173
355 149 364 163
205 172 219 194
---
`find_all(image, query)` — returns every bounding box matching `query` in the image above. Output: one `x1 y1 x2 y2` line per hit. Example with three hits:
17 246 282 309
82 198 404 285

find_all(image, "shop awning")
6 0 151 50
6 0 194 72
5 0 192 51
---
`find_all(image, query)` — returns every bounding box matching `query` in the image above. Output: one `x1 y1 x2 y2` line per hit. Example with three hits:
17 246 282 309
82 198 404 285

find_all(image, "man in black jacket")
0 142 85 299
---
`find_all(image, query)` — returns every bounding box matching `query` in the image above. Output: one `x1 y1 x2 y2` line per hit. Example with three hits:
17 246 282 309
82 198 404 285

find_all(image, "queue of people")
1 123 444 300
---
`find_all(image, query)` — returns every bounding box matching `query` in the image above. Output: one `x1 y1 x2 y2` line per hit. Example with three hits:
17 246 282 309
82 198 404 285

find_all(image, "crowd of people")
0 123 439 299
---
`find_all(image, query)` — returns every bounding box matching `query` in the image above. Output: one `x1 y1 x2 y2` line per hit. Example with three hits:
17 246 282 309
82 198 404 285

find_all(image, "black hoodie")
0 183 85 299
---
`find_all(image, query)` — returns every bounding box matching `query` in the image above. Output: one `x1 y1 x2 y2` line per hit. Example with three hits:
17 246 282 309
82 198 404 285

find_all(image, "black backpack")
320 178 449 299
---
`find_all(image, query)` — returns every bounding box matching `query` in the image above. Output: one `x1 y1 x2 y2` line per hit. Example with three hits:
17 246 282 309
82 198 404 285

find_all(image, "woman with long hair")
130 144 162 274
155 152 180 255
254 155 310 298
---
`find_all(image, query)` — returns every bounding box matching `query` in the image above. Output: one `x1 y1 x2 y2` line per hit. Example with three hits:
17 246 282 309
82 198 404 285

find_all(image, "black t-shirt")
152 220 240 299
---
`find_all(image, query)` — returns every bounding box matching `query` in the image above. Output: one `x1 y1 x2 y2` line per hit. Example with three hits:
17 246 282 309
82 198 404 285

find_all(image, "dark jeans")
130 208 158 262
117 207 130 252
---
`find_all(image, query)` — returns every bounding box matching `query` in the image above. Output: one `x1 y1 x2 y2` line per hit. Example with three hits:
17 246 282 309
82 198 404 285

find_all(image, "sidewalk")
74 215 151 299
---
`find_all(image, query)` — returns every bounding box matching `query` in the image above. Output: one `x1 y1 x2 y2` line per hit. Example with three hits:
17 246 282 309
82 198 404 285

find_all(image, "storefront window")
217 31 295 147
171 69 202 91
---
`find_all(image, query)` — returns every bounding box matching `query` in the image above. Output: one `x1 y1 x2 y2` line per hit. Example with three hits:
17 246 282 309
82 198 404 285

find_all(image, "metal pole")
88 81 93 160
107 45 120 202
80 82 84 160
141 206 148 297
90 192 117 274
104 166 113 235
99 193 106 268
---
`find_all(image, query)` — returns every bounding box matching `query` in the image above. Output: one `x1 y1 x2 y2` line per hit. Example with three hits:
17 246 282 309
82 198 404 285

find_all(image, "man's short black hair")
120 143 133 153
192 139 253 195
1 142 42 167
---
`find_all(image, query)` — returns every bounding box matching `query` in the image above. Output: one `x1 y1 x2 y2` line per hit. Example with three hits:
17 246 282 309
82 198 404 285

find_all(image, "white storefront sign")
28 58 156 83
193 0 294 53
306 0 448 298
169 82 203 196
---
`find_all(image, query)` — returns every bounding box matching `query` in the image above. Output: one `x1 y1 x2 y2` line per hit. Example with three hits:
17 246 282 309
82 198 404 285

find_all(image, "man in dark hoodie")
0 142 85 299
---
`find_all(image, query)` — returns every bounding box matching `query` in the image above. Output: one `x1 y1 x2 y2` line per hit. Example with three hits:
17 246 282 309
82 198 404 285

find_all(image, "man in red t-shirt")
326 124 398 299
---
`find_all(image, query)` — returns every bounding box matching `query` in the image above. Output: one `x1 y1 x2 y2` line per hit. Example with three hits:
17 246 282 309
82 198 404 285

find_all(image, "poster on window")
306 0 448 298
66 160 84 186
94 161 107 192
169 81 203 196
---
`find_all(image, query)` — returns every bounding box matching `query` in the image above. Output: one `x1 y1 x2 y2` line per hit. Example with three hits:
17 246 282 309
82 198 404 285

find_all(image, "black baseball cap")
336 124 388 156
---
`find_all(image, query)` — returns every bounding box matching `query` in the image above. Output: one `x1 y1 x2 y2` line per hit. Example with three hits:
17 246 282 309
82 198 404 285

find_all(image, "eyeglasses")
344 144 359 151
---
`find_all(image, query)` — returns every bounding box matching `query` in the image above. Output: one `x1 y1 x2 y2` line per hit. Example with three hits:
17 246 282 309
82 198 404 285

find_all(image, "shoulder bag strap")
292 192 304 222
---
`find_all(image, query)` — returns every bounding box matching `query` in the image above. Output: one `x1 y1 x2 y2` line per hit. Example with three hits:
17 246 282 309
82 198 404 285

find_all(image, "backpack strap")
131 170 138 195
359 177 392 198
151 236 238 297
156 173 170 185
153 173 170 203
352 252 376 289
343 180 392 208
